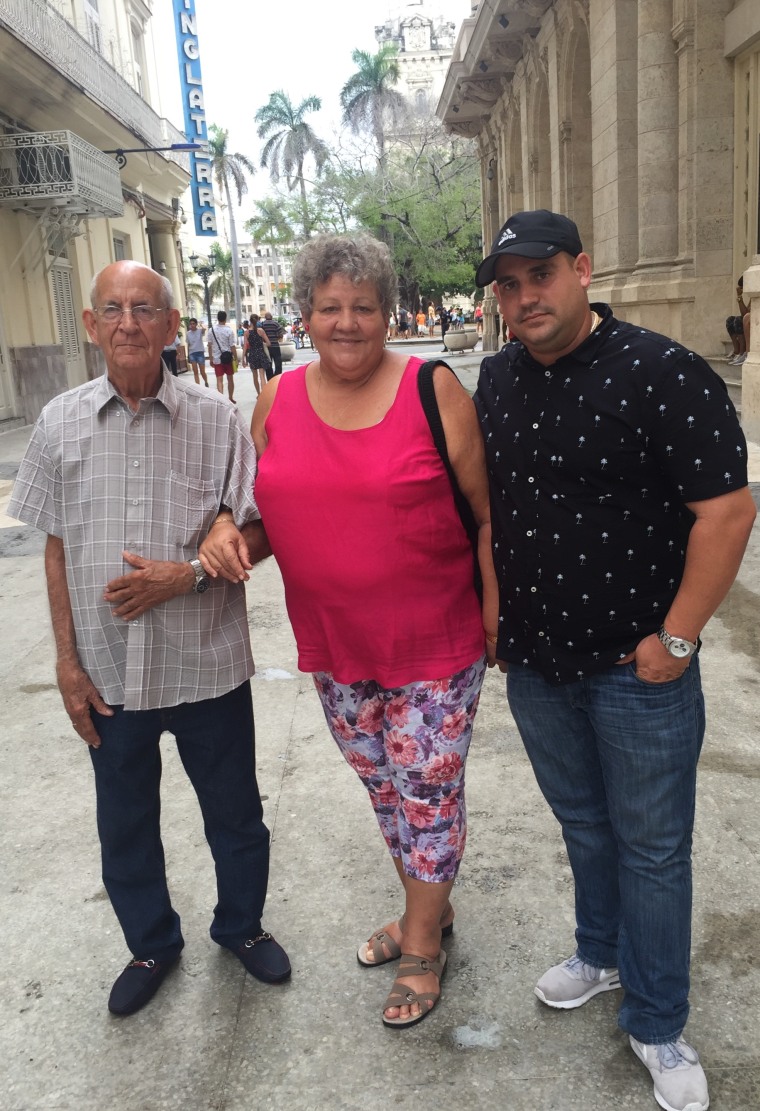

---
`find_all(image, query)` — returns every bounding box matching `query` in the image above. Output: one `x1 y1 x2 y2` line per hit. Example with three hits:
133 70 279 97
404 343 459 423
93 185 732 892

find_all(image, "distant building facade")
376 2 457 117
0 0 190 424
239 242 295 320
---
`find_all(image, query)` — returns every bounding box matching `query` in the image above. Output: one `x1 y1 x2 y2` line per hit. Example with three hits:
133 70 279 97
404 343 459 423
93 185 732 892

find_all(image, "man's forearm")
240 520 272 565
665 490 756 639
44 535 79 664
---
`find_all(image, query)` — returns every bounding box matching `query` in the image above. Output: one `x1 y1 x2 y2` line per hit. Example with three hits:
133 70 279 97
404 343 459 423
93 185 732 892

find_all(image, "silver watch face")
194 576 210 594
667 638 692 658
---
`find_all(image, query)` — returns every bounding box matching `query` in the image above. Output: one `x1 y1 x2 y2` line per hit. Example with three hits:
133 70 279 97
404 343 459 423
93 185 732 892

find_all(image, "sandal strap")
366 928 401 964
395 952 445 979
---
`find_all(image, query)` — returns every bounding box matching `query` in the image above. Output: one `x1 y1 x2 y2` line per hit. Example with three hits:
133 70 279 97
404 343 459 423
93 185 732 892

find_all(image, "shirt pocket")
168 470 220 553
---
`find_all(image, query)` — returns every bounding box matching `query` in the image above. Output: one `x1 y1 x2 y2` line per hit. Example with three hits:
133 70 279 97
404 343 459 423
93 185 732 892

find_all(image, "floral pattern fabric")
313 657 486 882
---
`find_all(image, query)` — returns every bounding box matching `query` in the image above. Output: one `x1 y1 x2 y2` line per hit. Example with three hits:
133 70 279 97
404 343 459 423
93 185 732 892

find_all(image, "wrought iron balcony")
0 130 123 216
0 0 190 173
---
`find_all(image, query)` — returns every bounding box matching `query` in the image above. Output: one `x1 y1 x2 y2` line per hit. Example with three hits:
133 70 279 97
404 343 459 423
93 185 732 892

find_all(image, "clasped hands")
103 550 193 620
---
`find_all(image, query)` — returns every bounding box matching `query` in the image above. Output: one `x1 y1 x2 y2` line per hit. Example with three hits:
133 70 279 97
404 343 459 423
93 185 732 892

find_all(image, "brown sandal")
357 915 454 968
357 925 402 967
381 950 447 1028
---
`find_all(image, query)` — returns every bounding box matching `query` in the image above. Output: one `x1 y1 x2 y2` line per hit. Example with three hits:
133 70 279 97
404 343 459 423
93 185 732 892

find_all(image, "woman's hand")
199 519 253 582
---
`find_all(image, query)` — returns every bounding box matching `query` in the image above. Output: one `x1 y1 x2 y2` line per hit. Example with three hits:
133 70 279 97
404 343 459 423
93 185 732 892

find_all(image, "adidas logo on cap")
498 228 517 245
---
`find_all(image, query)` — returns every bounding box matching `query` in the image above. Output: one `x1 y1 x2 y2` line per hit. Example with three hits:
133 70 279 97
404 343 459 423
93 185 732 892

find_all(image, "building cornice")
436 0 554 130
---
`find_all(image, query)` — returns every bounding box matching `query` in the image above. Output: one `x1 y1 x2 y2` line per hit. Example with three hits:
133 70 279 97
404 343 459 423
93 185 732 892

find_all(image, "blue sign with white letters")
173 0 217 236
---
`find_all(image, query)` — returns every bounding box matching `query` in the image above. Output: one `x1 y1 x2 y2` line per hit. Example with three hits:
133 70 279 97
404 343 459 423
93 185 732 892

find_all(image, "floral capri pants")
313 657 486 882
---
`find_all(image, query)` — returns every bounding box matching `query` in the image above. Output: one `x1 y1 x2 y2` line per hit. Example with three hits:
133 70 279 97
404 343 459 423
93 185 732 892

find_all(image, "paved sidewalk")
0 351 758 1109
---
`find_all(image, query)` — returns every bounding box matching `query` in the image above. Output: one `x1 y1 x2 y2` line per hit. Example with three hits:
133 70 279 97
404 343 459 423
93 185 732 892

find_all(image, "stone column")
740 256 760 445
147 221 184 315
636 0 679 268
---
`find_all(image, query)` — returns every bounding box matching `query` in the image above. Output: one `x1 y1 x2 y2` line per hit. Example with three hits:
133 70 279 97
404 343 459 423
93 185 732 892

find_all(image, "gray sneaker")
534 953 621 1009
630 1036 709 1111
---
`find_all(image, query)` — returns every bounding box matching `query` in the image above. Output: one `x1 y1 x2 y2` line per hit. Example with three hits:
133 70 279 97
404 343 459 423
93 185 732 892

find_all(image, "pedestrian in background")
245 313 272 396
208 309 237 403
260 312 284 378
186 317 209 386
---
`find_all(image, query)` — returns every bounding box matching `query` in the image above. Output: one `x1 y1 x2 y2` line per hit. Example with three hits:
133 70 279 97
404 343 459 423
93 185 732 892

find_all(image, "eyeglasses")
94 305 168 323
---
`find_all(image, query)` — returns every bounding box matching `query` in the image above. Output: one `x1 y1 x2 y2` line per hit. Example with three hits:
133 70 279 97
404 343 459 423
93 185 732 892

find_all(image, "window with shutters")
113 234 130 260
51 265 81 362
83 0 102 53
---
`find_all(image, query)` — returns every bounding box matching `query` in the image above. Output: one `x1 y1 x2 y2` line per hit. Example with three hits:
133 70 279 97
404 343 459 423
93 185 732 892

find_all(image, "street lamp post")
188 251 216 328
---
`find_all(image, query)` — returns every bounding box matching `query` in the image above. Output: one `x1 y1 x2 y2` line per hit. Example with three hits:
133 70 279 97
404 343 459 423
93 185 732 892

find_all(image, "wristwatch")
657 626 698 659
189 558 210 594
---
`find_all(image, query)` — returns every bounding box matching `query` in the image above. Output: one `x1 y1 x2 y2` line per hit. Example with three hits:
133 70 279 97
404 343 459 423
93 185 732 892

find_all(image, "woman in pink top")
200 234 498 1029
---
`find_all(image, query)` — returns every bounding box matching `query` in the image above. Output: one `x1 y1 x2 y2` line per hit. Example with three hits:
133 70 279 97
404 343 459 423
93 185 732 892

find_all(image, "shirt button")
132 499 139 505
538 631 545 637
132 419 140 427
133 460 139 468
532 423 539 429
526 530 533 537
528 476 535 483
531 587 537 593
544 371 551 378
131 620 140 626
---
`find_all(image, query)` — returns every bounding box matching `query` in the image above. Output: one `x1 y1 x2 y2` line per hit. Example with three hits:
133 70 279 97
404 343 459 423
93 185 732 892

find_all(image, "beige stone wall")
442 0 756 361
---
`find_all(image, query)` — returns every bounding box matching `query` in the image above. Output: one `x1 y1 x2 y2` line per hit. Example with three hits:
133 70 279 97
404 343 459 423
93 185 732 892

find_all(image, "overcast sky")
152 0 471 236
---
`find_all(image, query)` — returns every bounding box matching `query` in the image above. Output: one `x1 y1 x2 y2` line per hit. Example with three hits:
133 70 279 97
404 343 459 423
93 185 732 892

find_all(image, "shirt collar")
94 364 179 422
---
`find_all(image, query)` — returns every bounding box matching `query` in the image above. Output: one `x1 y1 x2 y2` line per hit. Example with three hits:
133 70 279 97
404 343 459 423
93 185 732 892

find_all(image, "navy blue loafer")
108 956 180 1016
229 931 291 984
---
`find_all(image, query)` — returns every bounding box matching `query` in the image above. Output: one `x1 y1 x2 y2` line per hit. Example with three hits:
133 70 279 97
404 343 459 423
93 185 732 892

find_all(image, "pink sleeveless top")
255 357 484 686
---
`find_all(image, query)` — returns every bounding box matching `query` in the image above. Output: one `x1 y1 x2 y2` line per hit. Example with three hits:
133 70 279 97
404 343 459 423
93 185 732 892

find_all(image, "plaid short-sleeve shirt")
9 371 259 710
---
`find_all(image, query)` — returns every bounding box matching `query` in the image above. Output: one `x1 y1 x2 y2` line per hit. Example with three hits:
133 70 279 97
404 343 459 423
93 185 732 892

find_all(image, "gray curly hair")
292 233 398 319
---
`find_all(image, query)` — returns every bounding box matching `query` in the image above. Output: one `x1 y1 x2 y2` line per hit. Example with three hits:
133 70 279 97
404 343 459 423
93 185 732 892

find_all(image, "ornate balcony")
0 0 189 172
0 131 123 216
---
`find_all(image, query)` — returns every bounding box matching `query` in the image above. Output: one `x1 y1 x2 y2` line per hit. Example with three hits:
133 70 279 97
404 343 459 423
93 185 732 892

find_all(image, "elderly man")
9 261 289 1016
474 210 756 1111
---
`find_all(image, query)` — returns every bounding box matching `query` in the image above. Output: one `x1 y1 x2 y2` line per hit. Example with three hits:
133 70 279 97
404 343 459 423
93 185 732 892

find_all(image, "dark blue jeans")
507 659 705 1044
89 682 270 962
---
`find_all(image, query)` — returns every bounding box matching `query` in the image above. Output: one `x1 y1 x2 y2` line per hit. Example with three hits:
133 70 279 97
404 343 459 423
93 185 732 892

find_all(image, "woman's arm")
199 378 282 581
432 366 500 665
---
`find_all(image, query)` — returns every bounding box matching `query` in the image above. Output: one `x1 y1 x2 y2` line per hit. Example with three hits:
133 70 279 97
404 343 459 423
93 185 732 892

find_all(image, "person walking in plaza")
200 233 499 1030
474 209 756 1111
8 260 290 1018
260 311 284 378
185 317 209 386
208 309 238 402
244 313 272 396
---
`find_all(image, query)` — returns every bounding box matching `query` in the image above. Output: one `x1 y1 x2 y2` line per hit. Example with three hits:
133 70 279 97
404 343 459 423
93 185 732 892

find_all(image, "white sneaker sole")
534 970 621 1009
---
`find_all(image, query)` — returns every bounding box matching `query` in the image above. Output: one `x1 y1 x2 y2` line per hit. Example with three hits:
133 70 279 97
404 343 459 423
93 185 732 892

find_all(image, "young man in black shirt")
474 209 756 1111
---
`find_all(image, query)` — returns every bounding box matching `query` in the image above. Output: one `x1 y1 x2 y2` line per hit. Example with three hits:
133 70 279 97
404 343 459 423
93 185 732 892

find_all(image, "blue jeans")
506 659 705 1044
89 682 270 962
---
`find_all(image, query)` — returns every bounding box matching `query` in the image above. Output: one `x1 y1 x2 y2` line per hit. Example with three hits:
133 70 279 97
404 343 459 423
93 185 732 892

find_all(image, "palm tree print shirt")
474 304 748 684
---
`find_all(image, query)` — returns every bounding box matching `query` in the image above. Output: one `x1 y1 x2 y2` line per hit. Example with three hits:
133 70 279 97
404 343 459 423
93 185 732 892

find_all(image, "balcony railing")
0 130 123 216
0 0 189 173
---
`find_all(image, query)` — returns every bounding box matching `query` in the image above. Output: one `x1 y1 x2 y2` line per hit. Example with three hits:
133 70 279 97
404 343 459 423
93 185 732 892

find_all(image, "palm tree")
255 91 329 237
339 44 407 174
245 200 295 318
205 245 236 316
207 124 256 327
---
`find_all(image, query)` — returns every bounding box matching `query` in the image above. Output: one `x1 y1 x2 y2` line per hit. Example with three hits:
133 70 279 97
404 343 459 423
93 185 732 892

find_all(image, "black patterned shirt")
474 303 749 684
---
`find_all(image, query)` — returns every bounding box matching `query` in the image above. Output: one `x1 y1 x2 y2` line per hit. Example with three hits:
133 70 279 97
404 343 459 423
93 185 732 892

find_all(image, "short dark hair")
189 317 198 325
217 310 227 323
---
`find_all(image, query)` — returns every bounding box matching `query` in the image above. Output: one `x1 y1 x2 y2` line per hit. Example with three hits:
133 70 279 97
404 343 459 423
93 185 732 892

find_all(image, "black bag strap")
417 359 482 599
